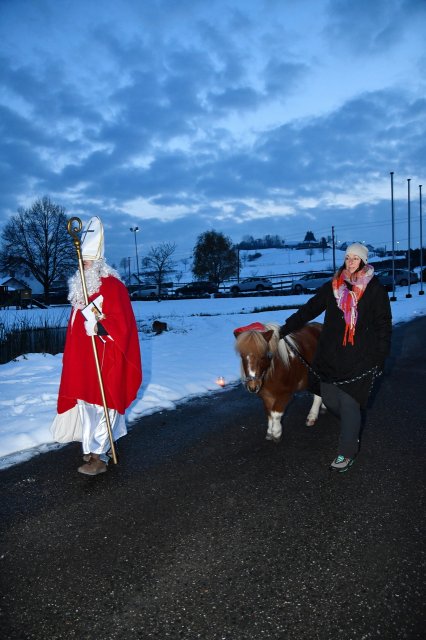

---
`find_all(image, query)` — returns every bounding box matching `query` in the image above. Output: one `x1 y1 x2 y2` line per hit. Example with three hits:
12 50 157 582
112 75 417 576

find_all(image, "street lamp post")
420 184 424 296
406 179 412 299
390 171 396 301
130 226 140 281
236 246 240 283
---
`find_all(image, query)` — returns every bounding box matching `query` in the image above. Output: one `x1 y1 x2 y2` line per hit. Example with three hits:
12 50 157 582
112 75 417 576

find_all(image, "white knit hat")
81 216 104 261
345 242 368 264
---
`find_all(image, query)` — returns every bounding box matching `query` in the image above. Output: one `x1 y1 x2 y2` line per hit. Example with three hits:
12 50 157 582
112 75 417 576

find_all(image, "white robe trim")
50 402 127 455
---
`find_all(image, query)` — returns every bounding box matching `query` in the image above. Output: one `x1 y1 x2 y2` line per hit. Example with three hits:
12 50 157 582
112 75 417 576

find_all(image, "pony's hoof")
305 417 317 427
266 433 281 443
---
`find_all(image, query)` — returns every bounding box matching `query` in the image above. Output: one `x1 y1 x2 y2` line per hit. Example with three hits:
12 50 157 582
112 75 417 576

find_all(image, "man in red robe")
51 217 142 476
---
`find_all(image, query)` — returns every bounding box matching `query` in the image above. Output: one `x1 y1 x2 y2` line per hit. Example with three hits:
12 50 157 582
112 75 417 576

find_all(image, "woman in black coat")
279 243 392 473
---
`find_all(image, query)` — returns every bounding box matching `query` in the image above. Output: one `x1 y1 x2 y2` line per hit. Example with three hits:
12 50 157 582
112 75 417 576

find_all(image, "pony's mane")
235 326 275 355
235 322 300 379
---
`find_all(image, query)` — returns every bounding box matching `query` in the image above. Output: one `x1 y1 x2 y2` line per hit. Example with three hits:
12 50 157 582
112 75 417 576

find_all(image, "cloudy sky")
1 0 425 269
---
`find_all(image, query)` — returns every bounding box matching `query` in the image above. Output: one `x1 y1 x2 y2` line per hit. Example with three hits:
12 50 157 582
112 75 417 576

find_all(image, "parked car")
131 284 170 299
229 277 273 294
376 268 419 289
292 271 334 294
175 281 219 297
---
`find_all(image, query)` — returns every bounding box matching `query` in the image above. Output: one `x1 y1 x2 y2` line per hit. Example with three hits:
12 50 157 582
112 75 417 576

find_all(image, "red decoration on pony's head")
233 322 266 338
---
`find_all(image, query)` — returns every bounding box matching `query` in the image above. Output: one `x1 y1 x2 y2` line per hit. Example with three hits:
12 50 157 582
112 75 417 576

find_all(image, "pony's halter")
242 351 273 385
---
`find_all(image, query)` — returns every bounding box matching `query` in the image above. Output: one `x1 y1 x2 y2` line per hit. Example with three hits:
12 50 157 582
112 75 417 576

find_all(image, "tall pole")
332 226 336 272
390 172 396 301
67 217 118 465
420 184 424 296
406 179 412 298
130 226 140 281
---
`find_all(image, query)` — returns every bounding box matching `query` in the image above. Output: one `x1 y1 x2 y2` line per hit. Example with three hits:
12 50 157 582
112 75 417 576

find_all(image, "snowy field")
1 248 424 470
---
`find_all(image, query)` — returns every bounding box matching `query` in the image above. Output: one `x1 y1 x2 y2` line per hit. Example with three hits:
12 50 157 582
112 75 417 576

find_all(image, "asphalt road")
1 317 425 640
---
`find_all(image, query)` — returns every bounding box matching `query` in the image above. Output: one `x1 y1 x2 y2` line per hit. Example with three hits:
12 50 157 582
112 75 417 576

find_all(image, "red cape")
57 276 142 414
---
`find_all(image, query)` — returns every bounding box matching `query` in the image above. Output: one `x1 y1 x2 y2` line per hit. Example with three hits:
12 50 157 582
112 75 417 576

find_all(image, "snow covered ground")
1 249 424 470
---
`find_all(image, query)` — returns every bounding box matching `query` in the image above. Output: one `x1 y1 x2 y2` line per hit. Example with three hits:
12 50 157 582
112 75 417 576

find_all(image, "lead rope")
282 336 381 391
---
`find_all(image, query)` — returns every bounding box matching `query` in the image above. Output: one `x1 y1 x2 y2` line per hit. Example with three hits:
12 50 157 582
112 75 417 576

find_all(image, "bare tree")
0 196 76 301
319 237 329 260
119 257 132 284
141 242 177 297
181 257 191 273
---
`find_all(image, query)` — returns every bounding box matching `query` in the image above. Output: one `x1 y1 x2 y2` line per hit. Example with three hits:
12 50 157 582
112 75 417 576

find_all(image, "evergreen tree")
304 230 317 242
192 231 238 284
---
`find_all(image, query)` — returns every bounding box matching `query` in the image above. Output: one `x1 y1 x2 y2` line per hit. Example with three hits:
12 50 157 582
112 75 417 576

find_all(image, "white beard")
68 259 122 308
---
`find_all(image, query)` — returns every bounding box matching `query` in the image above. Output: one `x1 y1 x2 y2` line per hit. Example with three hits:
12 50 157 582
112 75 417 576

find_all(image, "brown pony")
234 321 324 442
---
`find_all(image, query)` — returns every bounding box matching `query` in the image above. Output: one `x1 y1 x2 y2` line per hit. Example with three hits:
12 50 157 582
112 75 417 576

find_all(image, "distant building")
127 273 144 293
0 276 32 308
283 241 299 249
295 241 322 250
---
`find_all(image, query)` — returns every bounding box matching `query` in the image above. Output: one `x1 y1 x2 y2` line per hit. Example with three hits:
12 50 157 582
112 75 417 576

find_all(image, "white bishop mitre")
81 216 105 261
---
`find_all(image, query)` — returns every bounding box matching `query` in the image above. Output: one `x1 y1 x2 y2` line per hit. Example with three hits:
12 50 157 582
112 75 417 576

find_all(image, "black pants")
320 382 361 458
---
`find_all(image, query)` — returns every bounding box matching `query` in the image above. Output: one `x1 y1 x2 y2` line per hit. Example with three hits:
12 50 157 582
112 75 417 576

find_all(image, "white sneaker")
330 455 354 473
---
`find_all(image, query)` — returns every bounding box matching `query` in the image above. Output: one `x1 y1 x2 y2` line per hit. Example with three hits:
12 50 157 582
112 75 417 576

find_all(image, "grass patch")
189 304 301 317
0 308 70 363
252 304 302 313
0 324 67 364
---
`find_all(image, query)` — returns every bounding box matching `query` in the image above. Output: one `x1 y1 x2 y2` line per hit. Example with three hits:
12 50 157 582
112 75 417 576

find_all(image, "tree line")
238 231 329 249
0 198 241 301
4 197 413 303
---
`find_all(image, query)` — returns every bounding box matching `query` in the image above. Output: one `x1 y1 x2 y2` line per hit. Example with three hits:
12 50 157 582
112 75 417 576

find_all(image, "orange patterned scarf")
332 265 374 345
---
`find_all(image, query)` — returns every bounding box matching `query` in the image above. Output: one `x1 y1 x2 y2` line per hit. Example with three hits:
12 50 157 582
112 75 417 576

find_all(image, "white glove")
84 318 97 336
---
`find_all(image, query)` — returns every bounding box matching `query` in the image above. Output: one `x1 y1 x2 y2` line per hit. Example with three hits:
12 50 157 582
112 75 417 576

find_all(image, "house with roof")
0 276 32 308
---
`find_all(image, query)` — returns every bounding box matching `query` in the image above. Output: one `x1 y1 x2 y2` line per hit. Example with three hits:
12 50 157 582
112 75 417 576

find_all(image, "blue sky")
1 0 425 269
